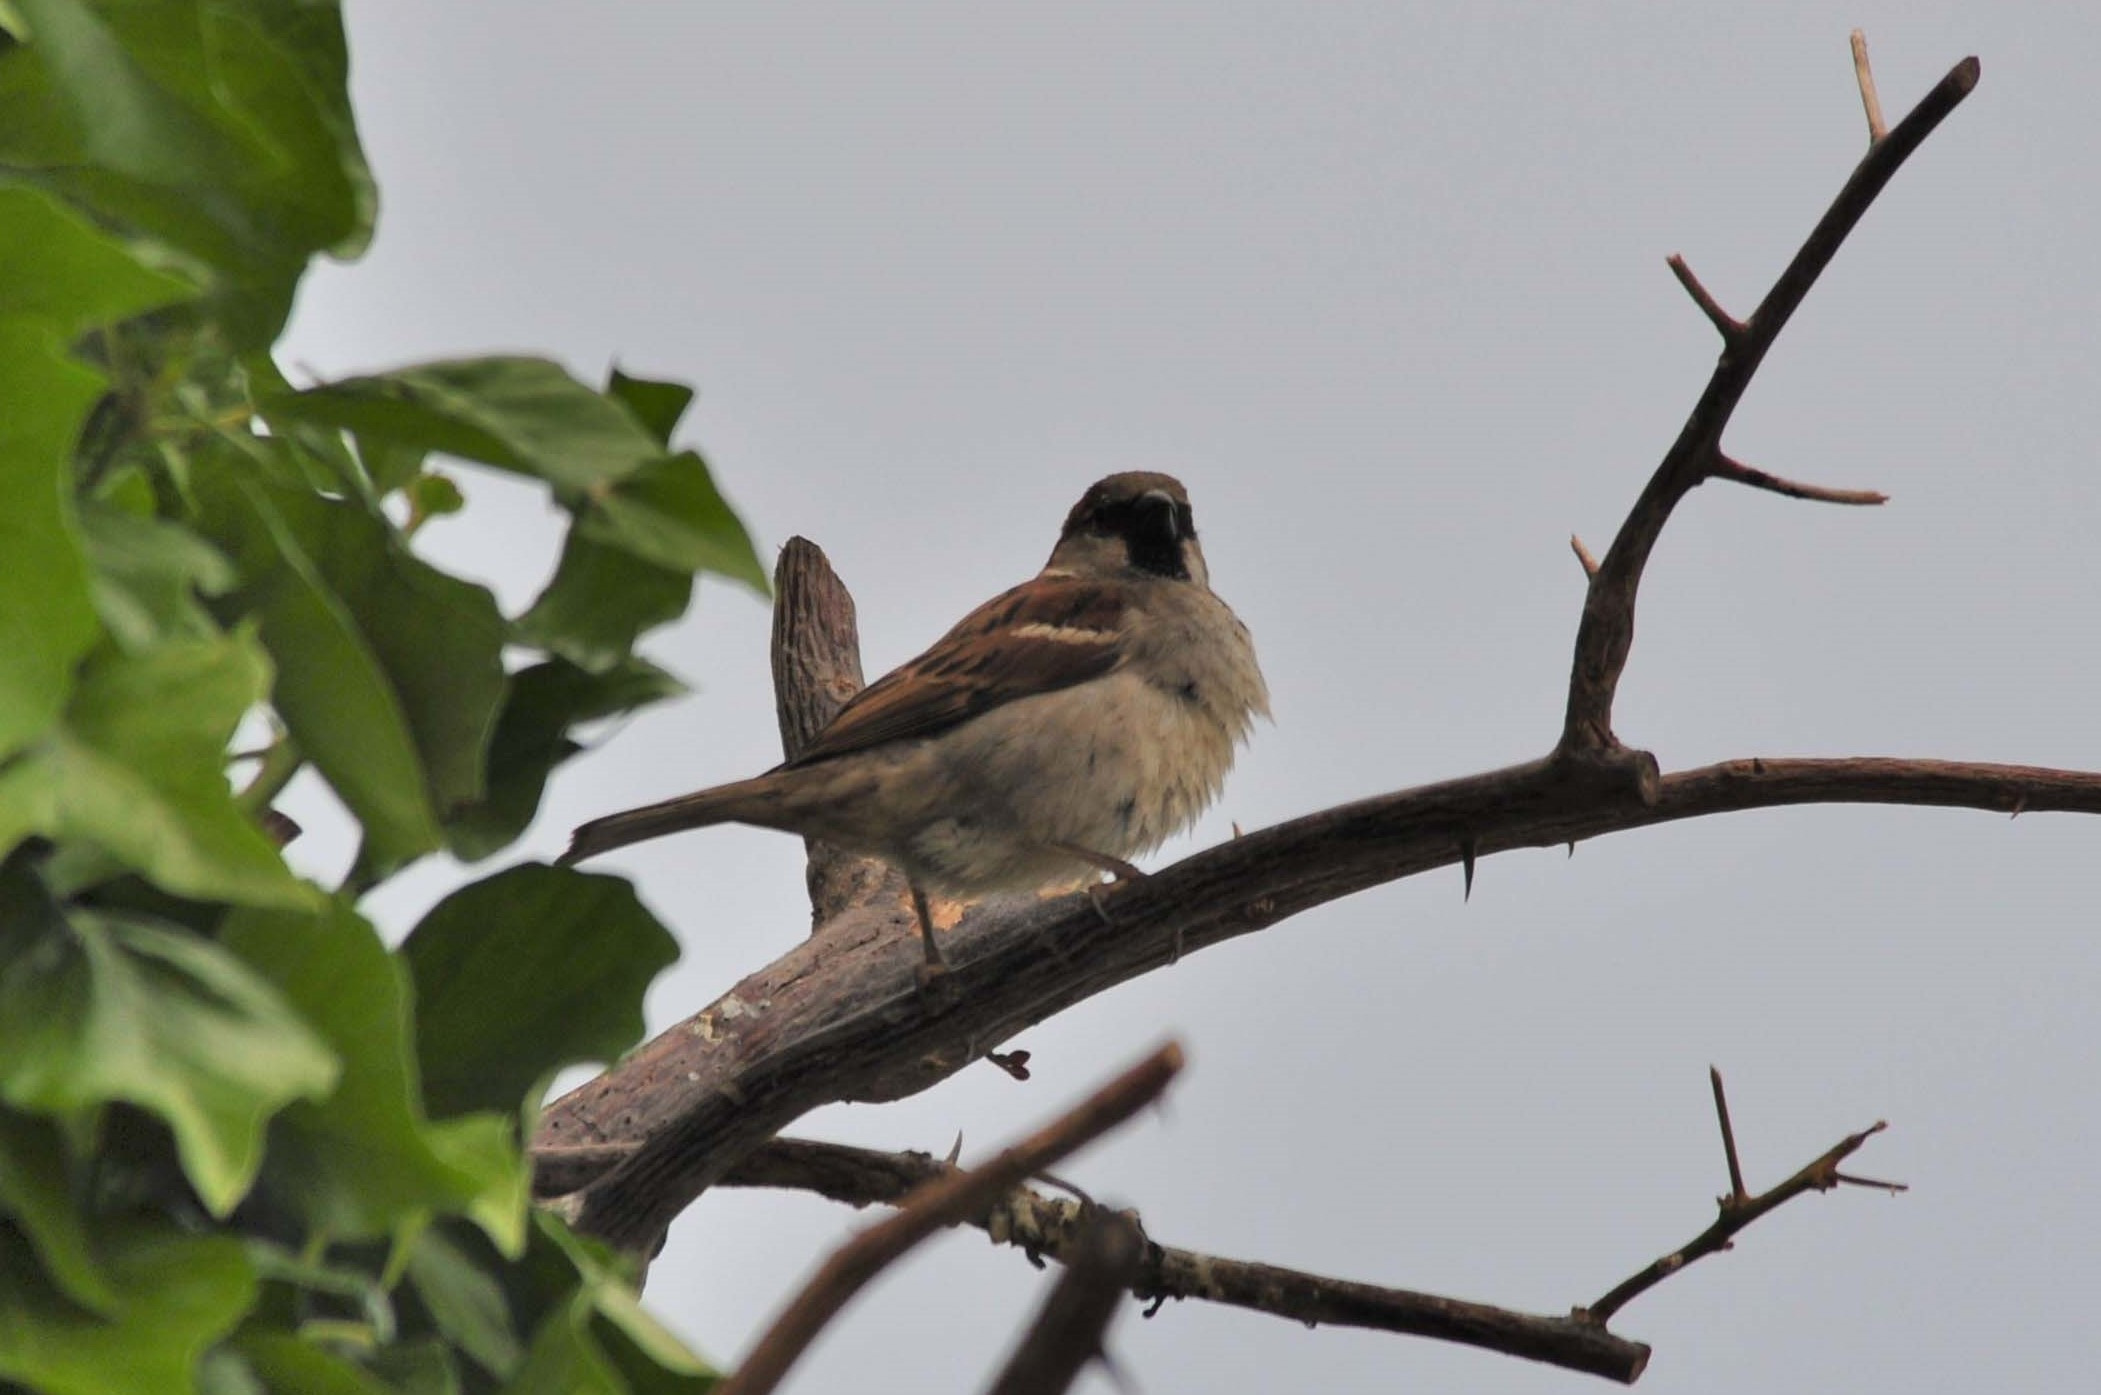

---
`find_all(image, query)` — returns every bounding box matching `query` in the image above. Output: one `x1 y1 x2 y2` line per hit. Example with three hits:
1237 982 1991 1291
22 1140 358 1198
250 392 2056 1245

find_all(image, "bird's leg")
910 882 949 972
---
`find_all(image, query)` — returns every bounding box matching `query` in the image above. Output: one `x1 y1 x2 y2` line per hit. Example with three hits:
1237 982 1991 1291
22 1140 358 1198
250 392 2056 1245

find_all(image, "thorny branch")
1559 51 1979 752
532 37 2010 1382
1583 1072 1906 1323
537 1134 1655 1384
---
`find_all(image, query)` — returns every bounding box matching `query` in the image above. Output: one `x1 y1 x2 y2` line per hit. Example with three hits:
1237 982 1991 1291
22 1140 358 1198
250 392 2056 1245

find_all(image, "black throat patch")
1089 496 1194 579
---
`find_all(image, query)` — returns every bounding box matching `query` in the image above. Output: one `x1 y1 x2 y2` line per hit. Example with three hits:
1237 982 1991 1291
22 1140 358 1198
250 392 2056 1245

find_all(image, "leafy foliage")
0 3 758 1389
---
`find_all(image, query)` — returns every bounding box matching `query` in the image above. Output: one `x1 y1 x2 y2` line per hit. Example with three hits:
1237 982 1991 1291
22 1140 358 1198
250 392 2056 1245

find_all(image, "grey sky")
282 4 2099 1391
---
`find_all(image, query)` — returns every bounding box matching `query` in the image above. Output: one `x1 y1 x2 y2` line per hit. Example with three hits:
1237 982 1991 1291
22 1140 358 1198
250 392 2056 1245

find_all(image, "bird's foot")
910 884 959 1007
1052 841 1149 884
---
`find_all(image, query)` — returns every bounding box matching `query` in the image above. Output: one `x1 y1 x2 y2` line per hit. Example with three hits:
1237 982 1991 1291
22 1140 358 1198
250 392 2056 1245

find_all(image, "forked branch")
1583 1070 1905 1323
1559 51 1979 752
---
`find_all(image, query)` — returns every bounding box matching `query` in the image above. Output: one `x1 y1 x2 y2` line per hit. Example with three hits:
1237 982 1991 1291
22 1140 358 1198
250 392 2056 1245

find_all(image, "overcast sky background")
278 4 2099 1391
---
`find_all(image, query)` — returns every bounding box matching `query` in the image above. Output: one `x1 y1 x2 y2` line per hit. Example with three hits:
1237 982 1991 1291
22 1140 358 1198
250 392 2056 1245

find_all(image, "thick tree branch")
542 750 2088 1250
715 1044 1183 1395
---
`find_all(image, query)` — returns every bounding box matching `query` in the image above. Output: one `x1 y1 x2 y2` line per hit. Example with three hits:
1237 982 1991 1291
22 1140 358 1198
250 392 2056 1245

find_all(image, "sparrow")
561 472 1269 971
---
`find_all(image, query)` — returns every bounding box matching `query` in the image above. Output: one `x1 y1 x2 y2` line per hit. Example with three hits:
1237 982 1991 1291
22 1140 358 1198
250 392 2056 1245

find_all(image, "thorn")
1836 1171 1910 1195
945 1133 964 1166
1569 533 1600 578
1460 838 1478 902
1851 30 1888 143
2009 793 2027 818
1667 253 1746 341
1230 820 1243 838
1710 1066 1749 1202
1141 1293 1168 1319
1714 455 1886 506
1566 841 1576 859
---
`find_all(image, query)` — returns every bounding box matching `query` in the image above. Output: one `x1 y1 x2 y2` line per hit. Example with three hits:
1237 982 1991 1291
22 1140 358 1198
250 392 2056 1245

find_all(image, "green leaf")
406 1227 524 1378
0 632 315 908
10 0 244 190
506 1216 713 1395
424 1112 530 1260
244 1237 395 1317
402 866 680 1120
2 0 374 346
356 434 426 496
0 1108 118 1313
446 658 684 862
270 357 666 494
197 1347 269 1395
514 534 692 676
221 900 525 1252
0 1222 256 1395
78 500 235 650
0 872 339 1215
236 1332 395 1395
197 470 437 863
269 358 763 593
194 465 499 871
605 368 693 448
0 184 195 327
192 0 377 259
247 477 506 814
0 319 103 761
575 451 768 593
404 471 464 531
504 1309 626 1395
361 1340 462 1395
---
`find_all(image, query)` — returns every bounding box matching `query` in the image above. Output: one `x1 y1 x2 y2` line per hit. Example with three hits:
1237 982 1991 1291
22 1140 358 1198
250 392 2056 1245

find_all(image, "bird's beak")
1141 489 1179 538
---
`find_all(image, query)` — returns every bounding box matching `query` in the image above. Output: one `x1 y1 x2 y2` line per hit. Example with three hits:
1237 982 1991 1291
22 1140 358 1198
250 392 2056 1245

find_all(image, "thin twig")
1714 456 1887 506
714 1044 1184 1395
982 1210 1146 1395
1583 1117 1899 1323
1666 254 1744 341
1852 31 1888 142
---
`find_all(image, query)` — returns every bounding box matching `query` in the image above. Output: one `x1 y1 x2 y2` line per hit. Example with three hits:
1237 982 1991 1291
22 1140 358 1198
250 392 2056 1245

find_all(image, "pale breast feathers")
784 577 1129 767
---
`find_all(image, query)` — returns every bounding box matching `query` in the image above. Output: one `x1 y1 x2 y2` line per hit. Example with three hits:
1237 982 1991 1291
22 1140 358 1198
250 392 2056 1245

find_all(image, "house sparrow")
561 472 1268 970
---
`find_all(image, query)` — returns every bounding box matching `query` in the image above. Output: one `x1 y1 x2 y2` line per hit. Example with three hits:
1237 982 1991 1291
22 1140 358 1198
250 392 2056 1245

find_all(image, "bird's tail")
559 774 786 866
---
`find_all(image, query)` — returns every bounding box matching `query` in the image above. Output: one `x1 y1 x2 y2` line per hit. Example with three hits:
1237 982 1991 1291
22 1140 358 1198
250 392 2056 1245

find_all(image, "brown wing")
785 574 1127 767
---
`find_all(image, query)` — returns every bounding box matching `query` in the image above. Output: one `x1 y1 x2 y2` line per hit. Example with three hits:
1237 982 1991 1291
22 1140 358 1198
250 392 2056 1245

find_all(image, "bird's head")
1047 472 1207 585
